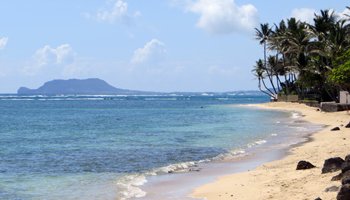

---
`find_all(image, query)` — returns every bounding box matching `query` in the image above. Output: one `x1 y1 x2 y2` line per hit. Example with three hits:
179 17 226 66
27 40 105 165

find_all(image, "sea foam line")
115 149 249 200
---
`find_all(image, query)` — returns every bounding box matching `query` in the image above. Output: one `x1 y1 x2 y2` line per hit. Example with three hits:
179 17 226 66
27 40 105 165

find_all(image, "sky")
0 0 349 93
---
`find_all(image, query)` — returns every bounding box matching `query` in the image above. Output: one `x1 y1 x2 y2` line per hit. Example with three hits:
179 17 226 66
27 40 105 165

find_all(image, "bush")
328 61 350 88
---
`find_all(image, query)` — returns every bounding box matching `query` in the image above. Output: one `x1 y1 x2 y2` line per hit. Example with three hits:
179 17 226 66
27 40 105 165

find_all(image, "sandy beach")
192 102 350 200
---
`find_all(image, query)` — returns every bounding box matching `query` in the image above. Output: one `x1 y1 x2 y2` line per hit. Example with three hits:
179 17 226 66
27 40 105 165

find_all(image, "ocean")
0 94 321 199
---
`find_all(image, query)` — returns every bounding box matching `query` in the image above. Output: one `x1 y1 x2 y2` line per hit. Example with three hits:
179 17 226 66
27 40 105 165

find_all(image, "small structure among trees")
252 7 350 103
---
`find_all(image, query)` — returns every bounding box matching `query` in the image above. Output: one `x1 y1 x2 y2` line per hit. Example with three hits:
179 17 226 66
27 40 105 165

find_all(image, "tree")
255 23 278 97
328 49 350 91
252 59 275 98
253 6 350 102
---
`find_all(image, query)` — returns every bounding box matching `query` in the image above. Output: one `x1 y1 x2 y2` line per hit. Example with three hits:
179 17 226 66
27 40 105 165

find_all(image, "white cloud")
34 44 75 66
291 8 316 24
186 0 258 34
337 8 350 21
0 37 8 50
89 0 141 24
291 8 350 25
22 44 76 75
131 39 166 65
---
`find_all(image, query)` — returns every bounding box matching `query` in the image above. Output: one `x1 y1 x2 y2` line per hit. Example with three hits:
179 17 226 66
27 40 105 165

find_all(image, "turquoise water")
0 94 301 199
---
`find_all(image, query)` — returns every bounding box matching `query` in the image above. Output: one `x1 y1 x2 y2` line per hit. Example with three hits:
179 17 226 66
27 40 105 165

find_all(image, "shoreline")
133 103 322 200
191 102 350 200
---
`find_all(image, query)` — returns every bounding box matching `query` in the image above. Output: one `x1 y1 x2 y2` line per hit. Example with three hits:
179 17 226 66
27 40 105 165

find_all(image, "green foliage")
328 60 350 87
253 6 350 101
334 49 350 66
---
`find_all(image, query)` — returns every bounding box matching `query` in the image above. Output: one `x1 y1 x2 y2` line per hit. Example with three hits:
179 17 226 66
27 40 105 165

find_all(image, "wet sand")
192 102 350 200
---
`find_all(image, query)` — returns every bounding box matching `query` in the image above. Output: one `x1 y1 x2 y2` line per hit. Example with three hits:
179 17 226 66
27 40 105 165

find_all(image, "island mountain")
17 78 146 95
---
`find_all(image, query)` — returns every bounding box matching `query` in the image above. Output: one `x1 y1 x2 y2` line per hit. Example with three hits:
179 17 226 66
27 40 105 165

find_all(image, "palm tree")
252 6 350 102
255 23 278 97
268 20 294 95
310 10 349 101
252 59 275 98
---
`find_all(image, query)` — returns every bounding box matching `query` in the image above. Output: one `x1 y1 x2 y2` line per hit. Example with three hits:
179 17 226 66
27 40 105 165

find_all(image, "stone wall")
320 102 350 112
277 94 299 102
340 91 350 104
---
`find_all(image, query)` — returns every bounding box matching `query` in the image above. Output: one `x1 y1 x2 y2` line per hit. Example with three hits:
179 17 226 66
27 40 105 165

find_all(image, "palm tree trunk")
284 74 289 95
263 42 278 96
258 78 274 98
282 54 290 95
276 75 281 92
261 78 276 98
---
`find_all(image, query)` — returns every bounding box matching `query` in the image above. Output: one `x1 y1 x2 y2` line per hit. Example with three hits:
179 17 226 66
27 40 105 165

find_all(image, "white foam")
255 140 267 145
271 133 278 137
116 174 147 200
291 112 301 119
116 161 201 200
144 98 177 101
216 98 229 101
247 140 267 148
211 149 246 161
296 127 308 131
156 161 197 174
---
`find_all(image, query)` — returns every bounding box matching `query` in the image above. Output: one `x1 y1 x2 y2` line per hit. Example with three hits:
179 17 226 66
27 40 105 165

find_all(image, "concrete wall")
340 91 350 104
277 94 299 102
321 102 350 112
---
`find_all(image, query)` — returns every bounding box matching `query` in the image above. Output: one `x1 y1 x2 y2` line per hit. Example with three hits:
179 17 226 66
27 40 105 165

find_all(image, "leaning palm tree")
252 59 275 98
255 23 278 97
268 20 295 95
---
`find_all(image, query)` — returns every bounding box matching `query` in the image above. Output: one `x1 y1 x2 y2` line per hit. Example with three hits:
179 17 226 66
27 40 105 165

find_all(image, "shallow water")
0 94 320 199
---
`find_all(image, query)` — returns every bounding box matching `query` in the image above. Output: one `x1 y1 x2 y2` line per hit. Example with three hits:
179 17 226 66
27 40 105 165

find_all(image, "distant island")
17 78 266 96
17 78 148 95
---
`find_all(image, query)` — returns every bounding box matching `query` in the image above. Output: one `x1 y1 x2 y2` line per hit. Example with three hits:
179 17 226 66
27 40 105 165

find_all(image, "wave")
116 174 147 200
115 137 274 199
216 98 229 101
144 98 177 101
247 139 267 148
291 112 301 119
115 147 250 200
115 161 199 200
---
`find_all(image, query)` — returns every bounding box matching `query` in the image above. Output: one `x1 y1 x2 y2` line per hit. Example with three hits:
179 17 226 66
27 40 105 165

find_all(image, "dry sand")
192 102 350 200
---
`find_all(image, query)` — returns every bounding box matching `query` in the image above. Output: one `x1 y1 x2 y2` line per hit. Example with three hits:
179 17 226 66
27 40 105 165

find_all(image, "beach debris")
346 122 350 128
337 184 350 200
331 127 341 131
296 160 316 170
315 197 322 200
322 157 345 173
324 185 339 192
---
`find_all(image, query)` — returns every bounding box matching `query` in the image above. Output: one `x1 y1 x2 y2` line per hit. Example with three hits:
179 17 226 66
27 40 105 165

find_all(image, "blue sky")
0 0 348 93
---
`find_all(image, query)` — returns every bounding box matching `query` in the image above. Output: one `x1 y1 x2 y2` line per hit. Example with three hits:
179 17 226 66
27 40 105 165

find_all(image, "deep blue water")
0 94 300 199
